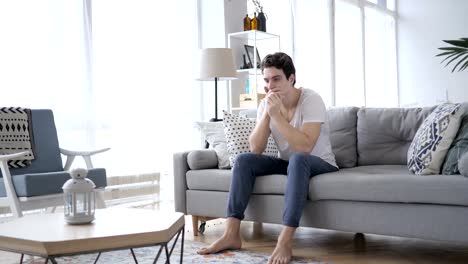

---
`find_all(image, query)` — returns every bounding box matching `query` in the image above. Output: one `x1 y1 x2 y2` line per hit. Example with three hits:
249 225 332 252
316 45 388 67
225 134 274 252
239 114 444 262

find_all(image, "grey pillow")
458 151 468 177
187 149 218 170
441 114 468 174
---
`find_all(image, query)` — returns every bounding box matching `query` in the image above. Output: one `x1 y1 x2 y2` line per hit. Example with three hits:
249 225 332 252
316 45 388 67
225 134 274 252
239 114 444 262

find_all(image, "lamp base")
209 117 223 122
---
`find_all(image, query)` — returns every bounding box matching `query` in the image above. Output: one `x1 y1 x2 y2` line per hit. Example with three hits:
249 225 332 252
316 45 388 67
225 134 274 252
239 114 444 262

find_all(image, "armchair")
0 109 109 218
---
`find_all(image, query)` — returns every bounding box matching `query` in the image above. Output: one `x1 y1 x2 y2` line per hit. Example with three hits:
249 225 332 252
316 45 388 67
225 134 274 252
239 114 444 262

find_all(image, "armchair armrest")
60 147 110 170
0 151 30 217
0 151 30 161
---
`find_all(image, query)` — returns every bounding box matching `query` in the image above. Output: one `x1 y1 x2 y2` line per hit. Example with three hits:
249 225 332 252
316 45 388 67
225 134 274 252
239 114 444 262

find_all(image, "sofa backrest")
356 106 436 166
327 107 359 168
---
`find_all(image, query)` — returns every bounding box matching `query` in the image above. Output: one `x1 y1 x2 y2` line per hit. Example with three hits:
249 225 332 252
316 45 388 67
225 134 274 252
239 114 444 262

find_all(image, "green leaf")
438 47 467 52
452 54 468 72
441 52 462 63
444 51 468 66
460 60 468 71
443 39 468 48
435 51 455 57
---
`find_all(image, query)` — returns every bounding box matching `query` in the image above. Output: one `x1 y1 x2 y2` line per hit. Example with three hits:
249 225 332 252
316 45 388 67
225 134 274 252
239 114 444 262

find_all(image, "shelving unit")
227 30 280 112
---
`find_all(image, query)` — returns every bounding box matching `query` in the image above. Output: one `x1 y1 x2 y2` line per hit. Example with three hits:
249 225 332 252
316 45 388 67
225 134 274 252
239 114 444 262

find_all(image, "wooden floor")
2 210 468 263
192 217 468 264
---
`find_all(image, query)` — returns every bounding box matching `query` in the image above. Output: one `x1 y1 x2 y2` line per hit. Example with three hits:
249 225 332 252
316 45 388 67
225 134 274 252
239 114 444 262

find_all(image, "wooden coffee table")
0 208 185 263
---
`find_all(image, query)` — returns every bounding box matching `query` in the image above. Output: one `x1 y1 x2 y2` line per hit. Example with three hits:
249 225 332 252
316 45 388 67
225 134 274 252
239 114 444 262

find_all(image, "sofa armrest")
174 149 218 214
173 151 191 214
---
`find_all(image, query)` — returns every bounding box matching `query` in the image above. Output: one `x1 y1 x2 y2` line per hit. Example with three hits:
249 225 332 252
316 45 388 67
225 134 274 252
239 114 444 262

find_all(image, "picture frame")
244 45 261 69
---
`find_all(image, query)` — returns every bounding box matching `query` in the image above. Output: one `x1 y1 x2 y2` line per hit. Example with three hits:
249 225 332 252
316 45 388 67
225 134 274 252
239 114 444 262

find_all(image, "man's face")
263 67 294 97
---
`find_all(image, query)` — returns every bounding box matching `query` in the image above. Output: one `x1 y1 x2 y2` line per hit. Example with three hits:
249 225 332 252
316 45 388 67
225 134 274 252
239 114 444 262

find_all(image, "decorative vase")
257 12 266 32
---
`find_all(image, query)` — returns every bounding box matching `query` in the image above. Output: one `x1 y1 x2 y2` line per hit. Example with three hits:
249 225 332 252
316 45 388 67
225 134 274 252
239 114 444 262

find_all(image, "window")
247 0 398 107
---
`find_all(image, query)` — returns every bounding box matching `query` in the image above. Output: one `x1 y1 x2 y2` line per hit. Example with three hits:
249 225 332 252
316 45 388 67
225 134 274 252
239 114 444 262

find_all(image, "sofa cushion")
186 165 468 207
442 104 468 174
459 151 468 177
408 103 463 175
186 169 286 194
357 106 435 166
309 165 468 206
327 107 358 168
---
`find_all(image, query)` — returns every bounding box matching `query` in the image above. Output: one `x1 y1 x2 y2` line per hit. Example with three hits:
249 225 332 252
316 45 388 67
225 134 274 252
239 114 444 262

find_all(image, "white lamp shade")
197 48 237 81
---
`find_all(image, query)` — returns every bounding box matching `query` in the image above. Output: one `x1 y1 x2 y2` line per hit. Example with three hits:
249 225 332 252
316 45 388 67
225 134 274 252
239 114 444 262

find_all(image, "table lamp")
197 48 237 122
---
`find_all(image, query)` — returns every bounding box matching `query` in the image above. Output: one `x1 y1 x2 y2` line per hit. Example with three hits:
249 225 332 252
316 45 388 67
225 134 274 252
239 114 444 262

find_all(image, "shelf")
237 68 261 74
229 30 280 41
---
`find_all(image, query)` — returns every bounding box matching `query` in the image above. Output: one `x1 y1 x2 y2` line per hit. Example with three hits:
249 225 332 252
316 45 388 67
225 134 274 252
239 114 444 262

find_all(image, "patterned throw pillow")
441 114 468 174
458 151 468 177
407 103 463 175
223 111 278 167
195 122 230 169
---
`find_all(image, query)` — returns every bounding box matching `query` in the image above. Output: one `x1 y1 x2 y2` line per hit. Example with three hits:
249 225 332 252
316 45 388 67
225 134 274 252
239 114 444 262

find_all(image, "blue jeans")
227 152 338 227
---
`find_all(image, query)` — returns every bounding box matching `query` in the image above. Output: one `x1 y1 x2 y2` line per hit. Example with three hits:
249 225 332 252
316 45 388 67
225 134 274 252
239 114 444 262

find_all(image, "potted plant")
436 38 468 72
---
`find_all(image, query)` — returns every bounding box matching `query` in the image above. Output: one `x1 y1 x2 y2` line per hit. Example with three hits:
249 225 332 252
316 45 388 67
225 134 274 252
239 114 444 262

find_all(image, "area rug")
21 239 329 264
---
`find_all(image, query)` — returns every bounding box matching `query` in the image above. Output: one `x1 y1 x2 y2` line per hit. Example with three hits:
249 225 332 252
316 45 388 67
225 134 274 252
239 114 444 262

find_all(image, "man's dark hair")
261 52 296 85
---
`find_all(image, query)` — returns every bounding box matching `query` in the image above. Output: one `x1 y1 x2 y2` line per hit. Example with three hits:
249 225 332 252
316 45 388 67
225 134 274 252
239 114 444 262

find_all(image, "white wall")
398 0 468 107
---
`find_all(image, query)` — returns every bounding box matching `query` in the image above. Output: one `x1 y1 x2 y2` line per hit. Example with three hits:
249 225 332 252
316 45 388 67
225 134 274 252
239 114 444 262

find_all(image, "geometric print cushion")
223 111 278 167
441 114 468 175
407 103 463 175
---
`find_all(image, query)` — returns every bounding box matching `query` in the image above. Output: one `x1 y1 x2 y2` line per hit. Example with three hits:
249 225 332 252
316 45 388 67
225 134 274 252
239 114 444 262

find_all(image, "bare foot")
267 241 292 264
268 226 296 264
197 233 242 254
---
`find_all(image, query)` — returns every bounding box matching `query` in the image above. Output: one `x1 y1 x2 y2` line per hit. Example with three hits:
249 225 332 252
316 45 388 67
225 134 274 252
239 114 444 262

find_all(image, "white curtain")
0 0 200 176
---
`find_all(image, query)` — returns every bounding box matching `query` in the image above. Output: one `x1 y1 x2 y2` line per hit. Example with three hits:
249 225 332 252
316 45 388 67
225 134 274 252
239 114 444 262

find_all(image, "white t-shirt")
257 88 337 168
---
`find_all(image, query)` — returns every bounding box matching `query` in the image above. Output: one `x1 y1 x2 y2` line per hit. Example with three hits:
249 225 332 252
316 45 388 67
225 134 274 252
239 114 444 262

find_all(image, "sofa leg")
192 215 199 236
353 232 366 252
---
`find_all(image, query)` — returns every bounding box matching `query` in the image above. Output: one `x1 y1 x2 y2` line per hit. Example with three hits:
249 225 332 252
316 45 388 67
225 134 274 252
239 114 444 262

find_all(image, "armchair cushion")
0 168 106 197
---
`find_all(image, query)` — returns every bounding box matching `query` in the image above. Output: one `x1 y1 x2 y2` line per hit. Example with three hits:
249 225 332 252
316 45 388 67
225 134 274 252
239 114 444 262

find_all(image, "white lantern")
62 168 96 224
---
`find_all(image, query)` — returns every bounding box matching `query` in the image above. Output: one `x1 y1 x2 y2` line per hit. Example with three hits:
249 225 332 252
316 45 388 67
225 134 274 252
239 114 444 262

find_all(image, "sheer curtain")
0 0 200 177
0 0 93 148
251 0 398 108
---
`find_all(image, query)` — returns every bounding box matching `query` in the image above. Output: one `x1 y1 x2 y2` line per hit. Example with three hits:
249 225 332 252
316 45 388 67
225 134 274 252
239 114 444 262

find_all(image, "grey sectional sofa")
174 105 468 243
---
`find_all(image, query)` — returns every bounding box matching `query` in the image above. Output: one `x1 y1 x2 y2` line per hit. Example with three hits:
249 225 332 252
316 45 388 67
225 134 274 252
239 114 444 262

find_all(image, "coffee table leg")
164 244 170 264
130 248 139 263
47 257 58 264
152 246 164 264
180 227 185 264
93 252 101 264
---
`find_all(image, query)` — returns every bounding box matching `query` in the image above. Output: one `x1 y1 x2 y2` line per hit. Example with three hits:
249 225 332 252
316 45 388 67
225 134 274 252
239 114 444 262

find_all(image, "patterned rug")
21 239 329 264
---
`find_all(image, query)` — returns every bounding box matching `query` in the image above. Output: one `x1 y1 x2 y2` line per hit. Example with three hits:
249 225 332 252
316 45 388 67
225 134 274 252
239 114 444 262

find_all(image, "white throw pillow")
407 103 463 175
195 122 231 169
223 111 278 167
